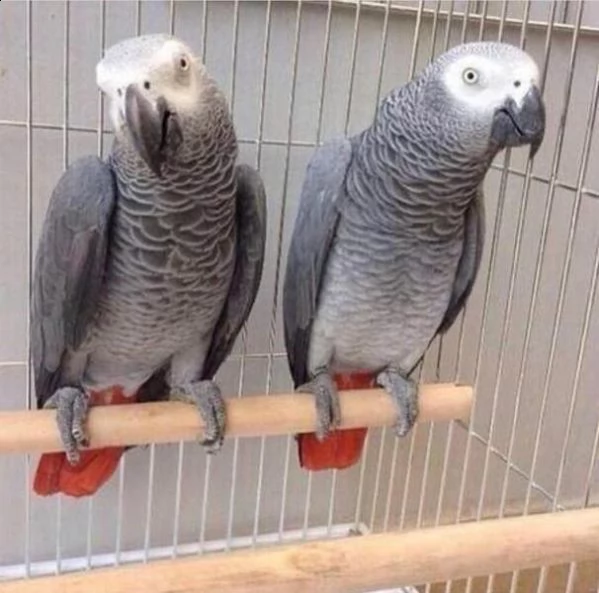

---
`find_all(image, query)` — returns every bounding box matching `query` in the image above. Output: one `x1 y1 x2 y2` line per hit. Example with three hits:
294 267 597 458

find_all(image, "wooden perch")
0 383 471 454
1 507 598 593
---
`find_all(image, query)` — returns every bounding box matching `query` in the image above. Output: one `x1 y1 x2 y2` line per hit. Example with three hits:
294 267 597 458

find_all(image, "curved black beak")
491 85 545 159
124 84 182 177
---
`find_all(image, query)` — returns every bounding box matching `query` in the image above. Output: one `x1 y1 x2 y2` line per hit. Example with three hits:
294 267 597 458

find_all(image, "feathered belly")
310 236 462 374
80 239 235 391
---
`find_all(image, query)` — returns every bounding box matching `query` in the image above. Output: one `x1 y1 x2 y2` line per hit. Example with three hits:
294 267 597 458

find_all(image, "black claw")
377 369 419 439
298 371 339 440
170 380 226 454
43 386 89 464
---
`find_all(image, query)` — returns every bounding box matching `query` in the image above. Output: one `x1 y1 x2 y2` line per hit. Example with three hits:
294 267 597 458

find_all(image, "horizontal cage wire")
0 0 598 591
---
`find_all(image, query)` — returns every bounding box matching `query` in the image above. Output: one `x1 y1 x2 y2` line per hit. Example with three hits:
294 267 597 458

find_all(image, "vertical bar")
442 0 455 51
224 0 243 552
428 0 442 61
342 0 369 530
470 0 533 531
342 0 361 136
250 0 273 546
168 0 186 546
564 355 599 593
201 0 208 63
171 441 184 557
495 0 558 525
444 3 515 592
476 0 488 40
539 193 599 593
415 418 434 529
459 0 472 43
364 0 426 533
143 443 156 562
361 0 392 531
526 64 599 593
55 0 74 573
372 0 391 110
91 0 110 569
275 0 303 539
198 454 211 553
497 0 509 42
353 431 370 530
408 0 424 80
397 365 424 531
23 0 33 577
506 3 585 592
135 0 141 35
197 0 211 554
113 459 126 565
168 0 175 35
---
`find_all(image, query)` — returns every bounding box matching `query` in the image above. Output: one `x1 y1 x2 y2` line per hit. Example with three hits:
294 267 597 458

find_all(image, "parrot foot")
297 371 340 441
43 387 90 465
376 369 419 437
170 381 226 453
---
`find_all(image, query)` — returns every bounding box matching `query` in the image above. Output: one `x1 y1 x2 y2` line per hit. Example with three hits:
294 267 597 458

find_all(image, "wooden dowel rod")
0 383 471 454
1 507 597 592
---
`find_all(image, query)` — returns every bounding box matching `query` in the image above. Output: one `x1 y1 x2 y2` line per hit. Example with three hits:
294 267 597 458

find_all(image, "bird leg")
376 368 419 437
43 387 90 464
297 370 340 441
170 381 226 453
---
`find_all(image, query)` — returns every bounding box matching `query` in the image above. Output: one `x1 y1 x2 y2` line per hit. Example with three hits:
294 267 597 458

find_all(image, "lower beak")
124 84 182 177
491 85 546 159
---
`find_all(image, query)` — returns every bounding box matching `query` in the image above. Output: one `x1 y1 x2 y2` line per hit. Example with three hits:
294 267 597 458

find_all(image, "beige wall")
0 0 598 572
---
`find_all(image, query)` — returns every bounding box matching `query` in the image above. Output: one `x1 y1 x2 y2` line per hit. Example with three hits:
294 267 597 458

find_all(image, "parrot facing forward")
31 34 267 497
283 42 545 471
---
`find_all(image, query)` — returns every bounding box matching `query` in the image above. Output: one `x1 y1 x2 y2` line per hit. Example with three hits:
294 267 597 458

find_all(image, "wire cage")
0 1 598 592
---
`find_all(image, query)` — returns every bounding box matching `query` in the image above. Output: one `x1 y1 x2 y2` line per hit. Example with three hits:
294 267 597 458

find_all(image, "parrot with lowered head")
31 34 267 497
283 41 545 471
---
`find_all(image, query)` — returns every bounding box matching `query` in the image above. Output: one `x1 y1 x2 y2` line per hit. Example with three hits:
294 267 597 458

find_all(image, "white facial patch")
95 36 201 133
442 50 540 113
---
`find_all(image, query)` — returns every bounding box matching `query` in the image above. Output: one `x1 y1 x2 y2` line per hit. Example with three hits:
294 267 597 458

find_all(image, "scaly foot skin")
43 387 90 464
297 371 340 441
170 380 226 453
376 369 419 437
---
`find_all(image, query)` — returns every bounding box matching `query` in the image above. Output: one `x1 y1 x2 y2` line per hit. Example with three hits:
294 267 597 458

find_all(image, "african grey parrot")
31 34 267 497
283 41 545 471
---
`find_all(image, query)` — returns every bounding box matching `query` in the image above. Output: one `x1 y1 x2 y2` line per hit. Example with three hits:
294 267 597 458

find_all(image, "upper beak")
124 84 182 177
491 85 546 160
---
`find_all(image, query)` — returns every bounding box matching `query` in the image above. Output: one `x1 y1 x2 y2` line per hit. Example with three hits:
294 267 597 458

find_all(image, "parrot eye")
179 57 189 71
462 68 479 85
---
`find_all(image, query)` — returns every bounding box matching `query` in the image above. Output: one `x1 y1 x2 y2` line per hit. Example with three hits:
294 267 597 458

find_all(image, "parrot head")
96 34 210 177
419 41 545 160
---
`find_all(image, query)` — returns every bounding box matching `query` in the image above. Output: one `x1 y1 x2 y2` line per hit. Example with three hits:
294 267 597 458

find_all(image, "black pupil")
514 80 521 87
180 58 187 68
467 71 474 80
144 81 151 90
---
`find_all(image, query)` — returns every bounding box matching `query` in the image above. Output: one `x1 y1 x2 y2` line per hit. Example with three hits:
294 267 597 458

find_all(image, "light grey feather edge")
283 137 353 387
201 163 268 381
31 155 117 409
437 186 485 334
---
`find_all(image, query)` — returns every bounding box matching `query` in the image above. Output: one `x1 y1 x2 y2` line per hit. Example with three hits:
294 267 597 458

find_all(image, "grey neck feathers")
110 88 237 203
346 82 493 239
106 88 238 267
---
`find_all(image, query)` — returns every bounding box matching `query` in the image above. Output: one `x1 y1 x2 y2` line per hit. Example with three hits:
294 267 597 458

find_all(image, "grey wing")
437 187 485 334
283 137 353 387
201 164 267 380
31 156 116 408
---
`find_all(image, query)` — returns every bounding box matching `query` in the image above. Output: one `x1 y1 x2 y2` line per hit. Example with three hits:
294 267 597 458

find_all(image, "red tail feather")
297 372 376 471
33 387 134 497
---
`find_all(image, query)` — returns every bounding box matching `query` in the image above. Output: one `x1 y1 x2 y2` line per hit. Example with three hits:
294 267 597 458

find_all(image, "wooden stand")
0 383 471 453
0 508 598 592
